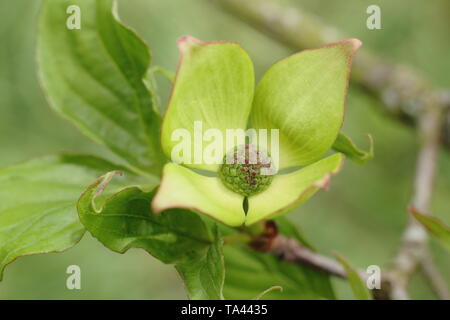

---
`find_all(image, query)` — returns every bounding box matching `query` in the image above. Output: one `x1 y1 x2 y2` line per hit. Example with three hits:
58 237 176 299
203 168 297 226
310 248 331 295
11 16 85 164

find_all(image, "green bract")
153 36 361 226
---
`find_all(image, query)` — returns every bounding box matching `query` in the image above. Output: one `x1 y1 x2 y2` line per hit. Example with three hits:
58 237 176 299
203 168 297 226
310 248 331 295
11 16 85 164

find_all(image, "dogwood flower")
152 36 362 226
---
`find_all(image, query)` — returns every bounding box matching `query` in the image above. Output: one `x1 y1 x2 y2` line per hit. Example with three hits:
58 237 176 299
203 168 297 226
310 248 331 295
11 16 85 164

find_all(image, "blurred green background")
0 0 449 299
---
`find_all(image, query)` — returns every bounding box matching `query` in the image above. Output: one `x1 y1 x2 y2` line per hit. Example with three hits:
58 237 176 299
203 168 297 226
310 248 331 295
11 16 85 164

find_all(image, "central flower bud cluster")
219 144 274 197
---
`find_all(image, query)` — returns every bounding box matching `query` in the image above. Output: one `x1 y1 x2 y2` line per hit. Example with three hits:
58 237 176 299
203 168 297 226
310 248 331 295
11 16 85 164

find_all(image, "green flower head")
152 36 361 226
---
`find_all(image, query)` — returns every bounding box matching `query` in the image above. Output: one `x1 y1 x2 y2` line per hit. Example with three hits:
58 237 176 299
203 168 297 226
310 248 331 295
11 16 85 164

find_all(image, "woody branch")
389 101 448 300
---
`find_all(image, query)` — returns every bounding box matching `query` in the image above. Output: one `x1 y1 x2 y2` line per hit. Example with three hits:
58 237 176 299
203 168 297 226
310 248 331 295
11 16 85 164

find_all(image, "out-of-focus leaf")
78 172 224 299
334 253 372 300
223 246 335 300
410 207 450 251
0 155 144 280
150 66 175 83
275 216 314 249
38 0 166 176
332 132 373 165
223 217 336 300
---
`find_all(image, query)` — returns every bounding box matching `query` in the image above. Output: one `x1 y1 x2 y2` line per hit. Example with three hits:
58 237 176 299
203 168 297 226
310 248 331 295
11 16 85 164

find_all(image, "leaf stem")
223 233 252 245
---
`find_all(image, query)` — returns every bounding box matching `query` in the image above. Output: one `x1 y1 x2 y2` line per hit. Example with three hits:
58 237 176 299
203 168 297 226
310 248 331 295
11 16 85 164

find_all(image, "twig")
389 102 446 299
265 235 347 279
248 221 392 299
213 0 450 148
251 230 396 299
248 221 347 279
420 251 450 300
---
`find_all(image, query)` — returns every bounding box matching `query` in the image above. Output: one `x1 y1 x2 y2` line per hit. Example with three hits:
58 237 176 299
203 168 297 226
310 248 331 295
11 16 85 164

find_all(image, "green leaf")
332 132 373 165
246 153 344 225
334 253 372 300
410 207 450 251
0 155 144 280
176 226 225 300
223 218 335 300
275 216 314 249
152 163 245 227
78 172 225 299
144 66 175 114
251 39 361 169
160 36 255 172
78 172 209 262
38 0 166 176
223 246 335 299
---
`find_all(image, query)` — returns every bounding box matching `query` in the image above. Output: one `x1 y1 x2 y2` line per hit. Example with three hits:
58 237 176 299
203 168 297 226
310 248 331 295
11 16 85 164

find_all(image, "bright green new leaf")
38 0 166 176
78 172 225 299
0 155 144 280
334 253 372 300
223 217 335 300
161 36 254 172
246 153 344 225
332 132 373 165
410 207 450 251
251 39 361 169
